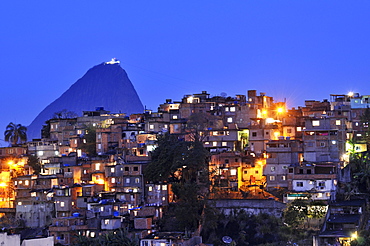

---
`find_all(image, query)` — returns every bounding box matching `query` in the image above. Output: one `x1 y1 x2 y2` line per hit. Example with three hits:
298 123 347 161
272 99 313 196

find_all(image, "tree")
72 229 138 246
4 122 27 146
186 112 221 142
52 109 78 119
144 133 210 232
27 155 42 174
283 199 309 229
80 124 97 156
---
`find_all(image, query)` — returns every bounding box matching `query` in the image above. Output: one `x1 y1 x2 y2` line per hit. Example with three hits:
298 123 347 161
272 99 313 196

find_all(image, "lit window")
269 176 275 181
230 107 236 112
312 120 320 126
100 207 104 212
25 180 29 186
125 178 130 184
225 107 229 112
227 117 233 123
95 163 100 170
205 142 209 145
317 193 323 198
281 176 286 180
104 219 109 225
271 167 275 172
18 202 22 206
336 120 341 126
230 169 237 176
332 140 337 145
212 142 217 147
135 178 140 183
297 127 302 132
222 142 227 146
148 186 153 192
90 232 95 238
61 202 65 207
111 178 116 183
162 185 167 190
172 115 178 119
162 196 166 201
149 124 154 130
111 167 115 173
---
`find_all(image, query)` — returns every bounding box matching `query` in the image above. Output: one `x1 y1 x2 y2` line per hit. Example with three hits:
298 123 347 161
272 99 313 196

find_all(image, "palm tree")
4 122 27 146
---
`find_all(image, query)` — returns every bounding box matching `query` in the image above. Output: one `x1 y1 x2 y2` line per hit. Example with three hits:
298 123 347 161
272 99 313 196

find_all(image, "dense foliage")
27 155 42 174
144 133 210 231
81 124 97 156
201 209 312 246
71 229 138 246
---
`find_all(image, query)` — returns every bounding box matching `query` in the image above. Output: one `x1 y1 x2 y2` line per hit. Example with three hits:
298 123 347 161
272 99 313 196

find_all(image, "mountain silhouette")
27 60 144 140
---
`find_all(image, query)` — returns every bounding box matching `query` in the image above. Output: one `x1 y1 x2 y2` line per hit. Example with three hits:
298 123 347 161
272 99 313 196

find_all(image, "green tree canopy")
144 133 209 184
4 122 27 146
27 155 42 175
81 124 97 157
144 133 210 232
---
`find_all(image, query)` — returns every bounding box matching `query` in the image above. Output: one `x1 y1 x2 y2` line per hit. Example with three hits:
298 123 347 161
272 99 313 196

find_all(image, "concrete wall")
21 236 54 246
213 199 286 217
16 202 54 228
0 232 20 246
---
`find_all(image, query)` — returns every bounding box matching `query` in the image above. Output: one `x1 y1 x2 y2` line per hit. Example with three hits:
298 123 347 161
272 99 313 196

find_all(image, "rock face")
27 62 144 140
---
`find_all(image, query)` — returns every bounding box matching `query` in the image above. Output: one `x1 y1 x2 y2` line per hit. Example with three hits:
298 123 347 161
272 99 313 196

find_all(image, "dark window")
133 167 138 171
225 159 229 164
124 167 129 171
299 169 304 174
252 132 257 137
307 169 312 174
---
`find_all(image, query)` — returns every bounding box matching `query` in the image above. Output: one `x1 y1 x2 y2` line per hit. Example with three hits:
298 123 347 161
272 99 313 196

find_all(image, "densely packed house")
1 90 369 245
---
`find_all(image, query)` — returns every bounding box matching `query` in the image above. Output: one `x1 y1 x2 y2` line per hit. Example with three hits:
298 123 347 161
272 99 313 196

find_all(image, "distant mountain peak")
27 61 144 140
105 58 120 65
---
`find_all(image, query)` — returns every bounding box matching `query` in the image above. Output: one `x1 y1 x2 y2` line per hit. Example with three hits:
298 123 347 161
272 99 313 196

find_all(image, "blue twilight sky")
1 1 370 145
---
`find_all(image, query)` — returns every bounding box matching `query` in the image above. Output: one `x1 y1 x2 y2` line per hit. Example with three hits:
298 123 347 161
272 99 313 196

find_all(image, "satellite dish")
222 236 233 244
220 92 227 97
